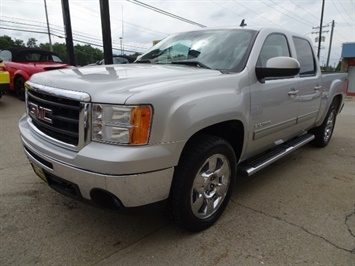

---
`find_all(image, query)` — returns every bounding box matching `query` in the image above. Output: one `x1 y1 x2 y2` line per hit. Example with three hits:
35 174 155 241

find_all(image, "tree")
40 42 68 63
0 35 15 49
26 38 38 48
335 61 341 72
1 35 105 66
74 44 103 66
14 39 25 47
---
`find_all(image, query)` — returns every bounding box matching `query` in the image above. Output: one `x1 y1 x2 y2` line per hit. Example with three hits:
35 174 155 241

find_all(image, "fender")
314 74 347 127
144 71 251 145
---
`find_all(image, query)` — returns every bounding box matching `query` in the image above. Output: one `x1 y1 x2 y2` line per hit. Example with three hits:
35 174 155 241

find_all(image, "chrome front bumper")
19 114 177 208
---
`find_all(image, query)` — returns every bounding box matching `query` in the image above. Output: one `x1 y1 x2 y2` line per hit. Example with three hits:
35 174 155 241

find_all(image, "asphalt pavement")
0 93 354 266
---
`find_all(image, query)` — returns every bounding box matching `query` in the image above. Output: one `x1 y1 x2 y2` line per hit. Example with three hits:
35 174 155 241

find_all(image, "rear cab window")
292 37 317 77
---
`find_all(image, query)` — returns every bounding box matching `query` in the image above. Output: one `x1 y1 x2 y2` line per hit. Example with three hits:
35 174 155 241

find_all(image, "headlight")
92 104 152 145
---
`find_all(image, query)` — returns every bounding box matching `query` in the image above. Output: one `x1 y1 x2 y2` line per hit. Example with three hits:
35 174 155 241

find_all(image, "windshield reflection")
137 29 257 72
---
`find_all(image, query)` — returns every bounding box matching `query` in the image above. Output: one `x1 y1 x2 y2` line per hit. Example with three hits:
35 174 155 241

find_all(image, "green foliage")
1 35 104 66
321 61 342 72
26 38 38 48
74 44 103 66
0 35 15 49
14 39 25 47
39 42 69 63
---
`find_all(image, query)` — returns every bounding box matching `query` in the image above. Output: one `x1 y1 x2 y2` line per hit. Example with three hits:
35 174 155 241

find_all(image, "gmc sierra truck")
19 27 348 231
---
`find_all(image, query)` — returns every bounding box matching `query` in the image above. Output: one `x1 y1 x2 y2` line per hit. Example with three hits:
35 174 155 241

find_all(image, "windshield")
137 29 257 72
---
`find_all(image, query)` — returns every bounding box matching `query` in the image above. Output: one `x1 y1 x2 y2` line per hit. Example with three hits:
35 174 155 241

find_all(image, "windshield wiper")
135 59 152 63
171 60 211 69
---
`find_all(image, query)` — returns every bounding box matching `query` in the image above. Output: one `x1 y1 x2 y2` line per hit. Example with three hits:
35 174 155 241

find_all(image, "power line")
0 17 150 52
337 0 355 22
230 0 280 28
261 0 314 27
330 0 354 28
70 2 168 38
126 0 207 28
0 25 143 54
288 0 319 22
0 26 63 39
209 0 243 22
0 16 156 50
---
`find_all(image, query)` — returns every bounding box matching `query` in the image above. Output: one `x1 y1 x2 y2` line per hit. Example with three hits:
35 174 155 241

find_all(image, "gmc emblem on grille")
29 102 53 124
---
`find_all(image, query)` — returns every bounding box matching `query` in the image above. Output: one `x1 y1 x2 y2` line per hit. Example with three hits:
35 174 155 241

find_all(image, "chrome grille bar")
25 81 91 151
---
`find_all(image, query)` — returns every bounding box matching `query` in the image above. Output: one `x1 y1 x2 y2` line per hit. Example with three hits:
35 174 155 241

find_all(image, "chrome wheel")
324 110 335 143
169 135 236 231
310 102 338 148
190 154 231 219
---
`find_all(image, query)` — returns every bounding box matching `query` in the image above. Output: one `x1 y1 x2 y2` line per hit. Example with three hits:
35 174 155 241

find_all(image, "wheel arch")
332 94 343 114
178 120 245 165
12 72 29 90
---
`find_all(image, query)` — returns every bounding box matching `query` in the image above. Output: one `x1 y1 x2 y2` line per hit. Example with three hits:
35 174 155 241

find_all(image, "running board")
238 134 315 177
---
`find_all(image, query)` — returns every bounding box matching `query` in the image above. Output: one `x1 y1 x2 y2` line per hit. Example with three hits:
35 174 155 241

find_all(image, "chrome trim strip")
254 117 297 140
26 81 91 102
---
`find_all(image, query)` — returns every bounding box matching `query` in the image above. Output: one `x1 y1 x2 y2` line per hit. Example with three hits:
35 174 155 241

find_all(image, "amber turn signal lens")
130 105 152 144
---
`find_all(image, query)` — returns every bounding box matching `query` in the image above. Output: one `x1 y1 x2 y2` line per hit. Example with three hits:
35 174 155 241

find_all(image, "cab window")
293 37 316 76
257 34 291 68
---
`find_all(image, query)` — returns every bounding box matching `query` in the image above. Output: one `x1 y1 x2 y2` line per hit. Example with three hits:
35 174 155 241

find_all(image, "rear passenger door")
292 37 322 131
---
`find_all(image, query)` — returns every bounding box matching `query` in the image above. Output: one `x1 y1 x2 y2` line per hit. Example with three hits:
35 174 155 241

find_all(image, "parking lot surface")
0 93 354 265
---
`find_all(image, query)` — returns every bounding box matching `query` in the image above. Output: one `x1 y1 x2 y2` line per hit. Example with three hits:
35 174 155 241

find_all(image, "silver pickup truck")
19 27 348 231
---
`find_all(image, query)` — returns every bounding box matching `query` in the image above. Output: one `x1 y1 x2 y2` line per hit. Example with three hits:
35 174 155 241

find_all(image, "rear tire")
169 135 236 232
15 76 26 101
310 103 337 148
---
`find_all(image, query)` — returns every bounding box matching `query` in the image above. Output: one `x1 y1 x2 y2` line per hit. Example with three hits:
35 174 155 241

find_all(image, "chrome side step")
238 134 315 177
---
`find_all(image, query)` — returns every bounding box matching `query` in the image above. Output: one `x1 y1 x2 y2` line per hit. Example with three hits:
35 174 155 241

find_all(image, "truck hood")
29 64 222 103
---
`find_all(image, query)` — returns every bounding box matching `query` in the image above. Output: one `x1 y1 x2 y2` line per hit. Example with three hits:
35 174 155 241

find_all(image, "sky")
0 0 354 67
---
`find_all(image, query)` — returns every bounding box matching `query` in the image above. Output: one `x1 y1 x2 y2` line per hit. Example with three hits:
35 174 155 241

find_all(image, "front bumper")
0 70 10 96
19 114 182 208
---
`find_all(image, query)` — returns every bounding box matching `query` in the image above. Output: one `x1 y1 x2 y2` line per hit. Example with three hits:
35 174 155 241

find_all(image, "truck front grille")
25 81 91 151
28 90 80 145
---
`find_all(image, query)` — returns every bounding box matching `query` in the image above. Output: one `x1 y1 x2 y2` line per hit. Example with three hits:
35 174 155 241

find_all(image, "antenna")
240 19 247 27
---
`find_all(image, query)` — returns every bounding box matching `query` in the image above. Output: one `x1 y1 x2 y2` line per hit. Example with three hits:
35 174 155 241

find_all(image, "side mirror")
255 56 300 83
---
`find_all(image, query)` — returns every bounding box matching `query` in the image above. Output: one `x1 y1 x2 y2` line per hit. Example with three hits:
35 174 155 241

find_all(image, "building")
341 42 355 96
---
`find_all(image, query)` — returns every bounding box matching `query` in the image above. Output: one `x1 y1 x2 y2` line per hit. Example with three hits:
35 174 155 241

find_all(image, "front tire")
310 103 337 148
15 76 26 101
169 135 236 232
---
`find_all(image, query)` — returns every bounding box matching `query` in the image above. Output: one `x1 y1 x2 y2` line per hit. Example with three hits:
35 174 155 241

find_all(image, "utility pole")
317 0 325 60
61 0 75 65
326 20 335 69
99 0 113 65
44 0 53 51
121 5 124 55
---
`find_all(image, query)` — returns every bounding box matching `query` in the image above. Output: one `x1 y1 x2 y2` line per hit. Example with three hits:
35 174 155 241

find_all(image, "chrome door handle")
288 89 299 96
314 85 322 91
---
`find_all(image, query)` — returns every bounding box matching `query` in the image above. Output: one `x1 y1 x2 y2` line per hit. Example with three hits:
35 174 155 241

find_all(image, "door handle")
288 89 299 96
314 85 322 91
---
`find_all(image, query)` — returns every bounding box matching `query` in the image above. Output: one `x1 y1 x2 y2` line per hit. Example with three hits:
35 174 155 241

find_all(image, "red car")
0 48 70 100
